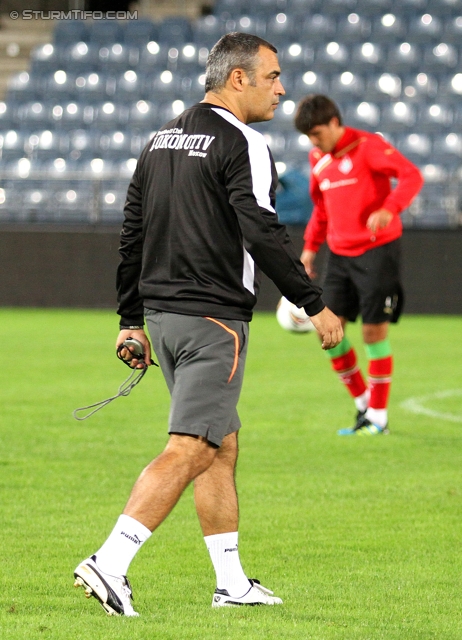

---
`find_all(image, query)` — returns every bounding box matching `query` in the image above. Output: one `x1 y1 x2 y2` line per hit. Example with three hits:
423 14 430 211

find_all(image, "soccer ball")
276 296 316 333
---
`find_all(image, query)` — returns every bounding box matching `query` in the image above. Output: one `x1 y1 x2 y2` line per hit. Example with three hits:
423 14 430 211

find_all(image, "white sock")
204 532 250 598
365 408 388 428
94 514 152 577
354 390 370 413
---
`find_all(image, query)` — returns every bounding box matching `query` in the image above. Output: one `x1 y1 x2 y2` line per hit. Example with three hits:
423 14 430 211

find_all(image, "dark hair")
205 32 277 93
294 94 343 133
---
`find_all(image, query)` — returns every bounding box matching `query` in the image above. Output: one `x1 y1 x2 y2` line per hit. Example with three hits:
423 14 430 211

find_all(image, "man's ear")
228 68 246 92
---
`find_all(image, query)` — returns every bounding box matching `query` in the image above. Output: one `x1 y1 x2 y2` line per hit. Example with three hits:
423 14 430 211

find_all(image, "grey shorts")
144 310 249 447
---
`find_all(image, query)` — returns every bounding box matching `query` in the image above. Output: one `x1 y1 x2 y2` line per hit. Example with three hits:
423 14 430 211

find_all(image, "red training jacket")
303 127 424 257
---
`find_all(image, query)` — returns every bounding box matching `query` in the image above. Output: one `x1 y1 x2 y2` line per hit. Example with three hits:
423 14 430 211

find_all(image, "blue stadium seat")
380 101 417 132
167 44 207 73
292 70 329 100
330 71 366 100
30 43 65 76
62 42 99 73
97 44 139 72
73 72 111 103
300 14 336 42
398 0 428 14
271 99 298 131
314 42 349 71
336 13 372 42
97 130 134 159
7 72 42 102
158 17 193 45
364 73 402 102
350 42 386 71
144 70 182 101
286 0 320 15
99 188 126 223
187 72 207 102
418 103 453 132
214 0 247 18
279 43 315 73
437 73 462 104
127 100 159 130
408 13 444 42
344 101 381 129
354 0 393 15
247 0 288 16
387 42 422 72
21 186 51 221
89 20 124 46
227 15 265 36
0 101 15 129
52 181 94 222
93 101 129 131
395 132 432 164
54 20 89 45
442 15 462 43
123 18 158 46
16 101 52 128
193 15 228 48
138 41 169 72
68 128 99 160
432 132 462 166
401 73 438 101
423 42 458 71
265 13 298 46
0 129 26 161
370 13 407 42
283 132 313 166
157 100 189 127
115 70 143 102
51 102 95 130
321 0 356 15
27 129 69 160
45 70 77 101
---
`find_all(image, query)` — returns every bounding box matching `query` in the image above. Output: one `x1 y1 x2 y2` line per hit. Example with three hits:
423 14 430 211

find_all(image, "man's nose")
276 78 285 95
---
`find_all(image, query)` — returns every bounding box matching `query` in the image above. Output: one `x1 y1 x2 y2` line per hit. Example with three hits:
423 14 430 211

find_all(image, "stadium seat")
432 132 462 165
54 20 89 45
73 72 111 103
364 73 402 102
157 100 189 127
214 0 247 18
300 14 336 42
437 73 462 103
115 70 143 102
330 72 366 100
387 42 422 71
157 17 193 45
193 15 228 48
138 41 169 72
283 132 313 166
279 43 315 73
322 0 356 15
30 43 65 76
68 128 99 160
127 100 159 130
93 102 130 131
46 70 77 101
398 0 427 14
286 0 320 15
314 42 349 71
350 42 386 71
418 103 453 132
271 99 298 131
265 13 298 46
344 101 381 129
292 70 329 100
6 72 41 102
187 72 207 102
123 18 158 47
62 42 99 74
89 20 124 46
442 15 462 43
52 182 94 222
144 70 182 102
275 164 312 224
408 13 444 42
380 101 417 131
247 0 289 16
355 0 393 16
395 132 432 164
370 13 407 42
97 44 139 72
0 101 15 129
336 13 372 42
16 101 52 128
0 129 26 160
97 130 135 159
423 42 458 70
99 188 126 223
51 102 95 130
226 15 265 37
167 44 207 73
401 72 438 101
27 129 69 161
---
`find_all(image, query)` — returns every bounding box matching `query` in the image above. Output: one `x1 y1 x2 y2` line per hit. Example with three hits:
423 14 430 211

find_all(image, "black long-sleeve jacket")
117 103 325 326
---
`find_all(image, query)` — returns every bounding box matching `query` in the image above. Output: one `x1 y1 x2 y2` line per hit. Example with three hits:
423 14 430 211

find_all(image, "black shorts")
321 239 404 324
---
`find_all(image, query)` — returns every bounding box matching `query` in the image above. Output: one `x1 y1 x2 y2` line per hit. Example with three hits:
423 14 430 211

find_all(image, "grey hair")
205 32 277 93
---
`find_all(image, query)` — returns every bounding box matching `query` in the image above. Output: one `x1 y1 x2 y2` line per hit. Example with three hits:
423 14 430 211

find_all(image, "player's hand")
309 307 343 350
366 208 393 234
116 329 152 368
300 249 318 279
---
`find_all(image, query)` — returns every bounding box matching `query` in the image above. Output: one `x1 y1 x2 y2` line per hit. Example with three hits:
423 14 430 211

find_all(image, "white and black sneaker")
73 555 139 616
212 579 283 607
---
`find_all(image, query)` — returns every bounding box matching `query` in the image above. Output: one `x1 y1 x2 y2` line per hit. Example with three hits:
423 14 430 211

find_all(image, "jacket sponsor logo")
319 177 358 191
338 154 353 174
149 127 215 157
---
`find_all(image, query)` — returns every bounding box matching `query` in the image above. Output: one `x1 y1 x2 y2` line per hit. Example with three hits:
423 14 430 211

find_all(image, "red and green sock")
365 338 393 428
327 337 368 412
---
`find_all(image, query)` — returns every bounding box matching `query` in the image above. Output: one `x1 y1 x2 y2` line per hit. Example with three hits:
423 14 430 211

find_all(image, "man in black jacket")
74 32 343 615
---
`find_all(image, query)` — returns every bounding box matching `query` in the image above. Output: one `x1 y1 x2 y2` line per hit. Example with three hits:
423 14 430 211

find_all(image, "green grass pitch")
0 309 461 639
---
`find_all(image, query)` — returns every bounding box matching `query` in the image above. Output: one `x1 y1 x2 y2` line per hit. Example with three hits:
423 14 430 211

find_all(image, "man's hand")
309 307 344 350
300 249 318 278
116 329 152 368
366 208 393 234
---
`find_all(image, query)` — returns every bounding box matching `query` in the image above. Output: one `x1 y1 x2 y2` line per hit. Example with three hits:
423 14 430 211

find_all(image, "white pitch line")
400 389 462 423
